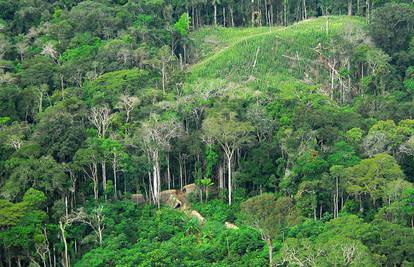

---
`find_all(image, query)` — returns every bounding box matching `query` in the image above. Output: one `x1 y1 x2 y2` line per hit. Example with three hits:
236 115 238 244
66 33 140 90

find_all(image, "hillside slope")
187 16 366 93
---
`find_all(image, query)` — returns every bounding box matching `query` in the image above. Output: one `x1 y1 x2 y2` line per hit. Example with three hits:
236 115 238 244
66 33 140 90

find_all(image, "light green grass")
189 26 276 64
187 16 366 87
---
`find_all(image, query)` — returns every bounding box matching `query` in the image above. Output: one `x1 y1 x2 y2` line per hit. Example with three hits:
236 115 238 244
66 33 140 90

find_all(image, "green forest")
1 0 414 266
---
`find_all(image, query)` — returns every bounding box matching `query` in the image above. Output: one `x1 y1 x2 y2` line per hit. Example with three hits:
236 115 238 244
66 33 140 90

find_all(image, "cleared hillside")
187 16 366 90
189 26 277 64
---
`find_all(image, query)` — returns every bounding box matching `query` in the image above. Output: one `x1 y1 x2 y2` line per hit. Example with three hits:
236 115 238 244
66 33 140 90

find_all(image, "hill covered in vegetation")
1 1 414 267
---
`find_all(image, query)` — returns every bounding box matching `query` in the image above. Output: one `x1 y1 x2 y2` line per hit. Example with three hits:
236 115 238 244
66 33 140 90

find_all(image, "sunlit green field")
188 16 366 87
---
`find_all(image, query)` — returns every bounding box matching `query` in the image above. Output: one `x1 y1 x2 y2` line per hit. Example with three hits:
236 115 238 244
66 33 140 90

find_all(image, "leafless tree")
139 114 182 207
116 95 140 124
89 106 113 194
59 206 105 267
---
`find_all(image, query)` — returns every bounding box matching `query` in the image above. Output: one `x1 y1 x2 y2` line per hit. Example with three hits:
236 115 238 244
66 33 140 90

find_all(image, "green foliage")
84 68 150 106
346 153 406 209
175 13 190 37
0 0 414 265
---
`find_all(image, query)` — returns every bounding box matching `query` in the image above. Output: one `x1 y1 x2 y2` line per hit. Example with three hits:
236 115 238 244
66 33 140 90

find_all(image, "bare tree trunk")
183 44 187 66
303 0 307 20
97 228 103 245
267 239 273 267
179 157 183 189
218 165 223 189
184 158 188 185
60 74 64 100
113 156 118 199
357 0 360 15
348 0 353 16
336 176 339 218
53 246 56 267
151 151 161 208
270 3 274 26
161 61 166 92
92 163 99 200
192 5 195 28
223 7 226 26
166 155 171 190
65 195 68 217
264 0 269 26
156 158 161 208
214 3 217 26
59 221 69 267
102 162 107 199
226 153 232 205
230 6 235 27
152 152 161 208
148 171 155 204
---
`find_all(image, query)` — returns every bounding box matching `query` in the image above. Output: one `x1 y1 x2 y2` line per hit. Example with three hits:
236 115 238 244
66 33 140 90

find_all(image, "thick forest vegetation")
1 0 414 266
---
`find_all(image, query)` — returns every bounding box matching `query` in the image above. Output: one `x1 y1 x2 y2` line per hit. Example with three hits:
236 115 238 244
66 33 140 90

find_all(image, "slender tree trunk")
219 165 224 189
267 239 273 267
148 171 154 204
60 74 64 100
161 61 166 92
319 203 323 219
270 3 274 26
366 0 370 22
53 246 56 267
153 163 158 207
48 242 52 267
102 162 107 199
348 0 353 16
227 153 232 206
214 4 217 26
59 221 69 267
183 44 187 66
166 155 171 190
92 163 99 200
206 187 209 201
303 0 307 20
7 251 11 267
152 151 161 208
336 176 339 218
113 156 117 199
184 158 188 185
179 158 183 189
65 195 68 217
223 7 226 26
192 5 195 29
230 6 235 27
151 151 162 208
357 0 360 15
98 228 103 245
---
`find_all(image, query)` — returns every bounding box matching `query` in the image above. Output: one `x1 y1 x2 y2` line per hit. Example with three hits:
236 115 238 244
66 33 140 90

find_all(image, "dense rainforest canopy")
1 0 414 266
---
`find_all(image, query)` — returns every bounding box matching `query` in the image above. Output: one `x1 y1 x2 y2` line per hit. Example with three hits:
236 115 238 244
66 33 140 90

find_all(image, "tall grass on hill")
188 16 366 89
189 26 274 63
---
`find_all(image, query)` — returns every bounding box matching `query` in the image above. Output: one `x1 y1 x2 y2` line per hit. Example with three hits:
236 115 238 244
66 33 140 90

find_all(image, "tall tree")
203 111 253 205
241 194 296 267
139 114 182 207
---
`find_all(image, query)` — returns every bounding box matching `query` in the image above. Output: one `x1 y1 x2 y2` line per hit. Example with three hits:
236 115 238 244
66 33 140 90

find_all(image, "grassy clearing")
187 16 366 88
189 26 276 64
